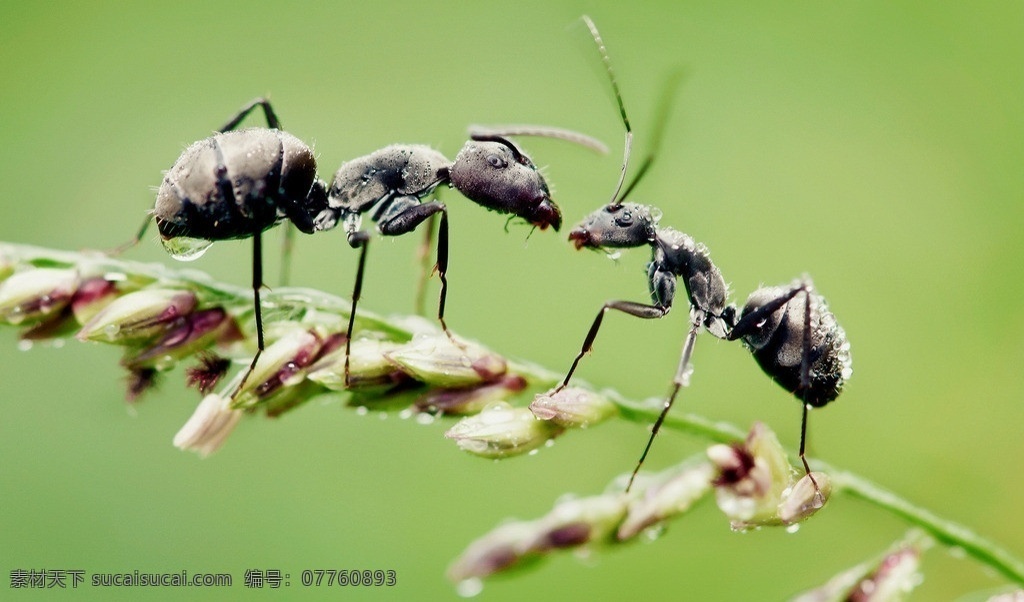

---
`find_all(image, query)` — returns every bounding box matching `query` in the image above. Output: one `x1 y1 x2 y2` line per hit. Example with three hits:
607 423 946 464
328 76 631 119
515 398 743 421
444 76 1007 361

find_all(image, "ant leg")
413 212 438 317
726 282 810 341
107 213 153 256
558 300 669 390
434 210 457 343
794 286 825 501
230 229 265 399
343 231 370 388
625 310 703 492
376 198 453 340
279 223 295 286
218 97 282 132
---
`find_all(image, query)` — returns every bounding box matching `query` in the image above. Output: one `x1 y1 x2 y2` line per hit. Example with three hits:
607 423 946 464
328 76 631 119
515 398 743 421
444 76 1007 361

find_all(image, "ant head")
567 202 657 250
450 138 561 231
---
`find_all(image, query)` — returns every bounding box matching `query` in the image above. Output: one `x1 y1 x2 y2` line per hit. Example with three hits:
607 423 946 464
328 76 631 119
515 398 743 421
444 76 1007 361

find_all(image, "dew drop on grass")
7 306 25 325
642 525 665 542
456 578 483 598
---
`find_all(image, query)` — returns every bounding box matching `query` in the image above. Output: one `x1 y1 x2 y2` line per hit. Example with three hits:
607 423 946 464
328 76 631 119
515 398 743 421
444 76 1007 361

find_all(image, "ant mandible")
544 17 852 493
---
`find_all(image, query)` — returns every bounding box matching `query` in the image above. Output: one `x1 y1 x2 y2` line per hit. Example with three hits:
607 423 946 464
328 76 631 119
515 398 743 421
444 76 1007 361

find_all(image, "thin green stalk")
1 241 1021 587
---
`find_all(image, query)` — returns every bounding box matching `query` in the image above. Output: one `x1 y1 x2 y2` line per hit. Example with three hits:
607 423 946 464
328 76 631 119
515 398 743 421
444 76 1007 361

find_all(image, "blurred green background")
1 1 1021 600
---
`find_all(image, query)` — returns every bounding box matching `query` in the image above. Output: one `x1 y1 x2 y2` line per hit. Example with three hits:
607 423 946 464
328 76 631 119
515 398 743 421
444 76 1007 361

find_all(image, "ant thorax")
327 144 450 215
653 227 731 337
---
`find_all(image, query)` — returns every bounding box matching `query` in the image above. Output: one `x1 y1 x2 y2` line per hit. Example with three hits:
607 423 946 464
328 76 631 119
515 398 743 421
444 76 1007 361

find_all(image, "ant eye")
614 211 633 227
486 154 507 169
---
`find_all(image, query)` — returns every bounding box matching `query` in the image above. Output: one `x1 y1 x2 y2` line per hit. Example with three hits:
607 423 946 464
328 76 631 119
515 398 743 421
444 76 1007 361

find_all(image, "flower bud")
417 375 527 415
618 462 715 540
0 268 79 326
793 541 923 602
0 256 13 282
306 339 409 390
447 521 538 584
445 403 563 458
173 393 243 457
778 472 831 525
122 308 237 370
232 328 327 408
709 422 796 528
447 493 627 583
529 386 618 428
76 289 196 344
69 277 119 324
385 335 506 388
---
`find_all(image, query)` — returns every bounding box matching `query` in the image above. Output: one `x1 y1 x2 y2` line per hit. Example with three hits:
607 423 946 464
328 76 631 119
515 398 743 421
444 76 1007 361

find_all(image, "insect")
127 98 329 398
548 17 852 493
312 125 607 386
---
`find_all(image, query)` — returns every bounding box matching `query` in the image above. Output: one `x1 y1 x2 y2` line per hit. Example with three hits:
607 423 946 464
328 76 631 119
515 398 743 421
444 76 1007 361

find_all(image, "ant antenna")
470 125 608 155
617 68 684 204
469 133 527 163
582 15 633 209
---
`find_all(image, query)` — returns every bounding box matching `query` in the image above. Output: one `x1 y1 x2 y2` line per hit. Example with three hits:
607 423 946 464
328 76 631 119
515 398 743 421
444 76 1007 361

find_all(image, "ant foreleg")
558 300 669 391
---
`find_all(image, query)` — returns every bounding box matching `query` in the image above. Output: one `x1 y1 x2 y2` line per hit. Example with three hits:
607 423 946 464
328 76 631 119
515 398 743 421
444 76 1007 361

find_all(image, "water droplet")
355 406 368 416
154 355 176 370
161 236 214 262
456 578 483 598
785 523 800 534
415 413 435 426
103 323 120 337
7 306 26 325
642 525 665 542
17 339 33 351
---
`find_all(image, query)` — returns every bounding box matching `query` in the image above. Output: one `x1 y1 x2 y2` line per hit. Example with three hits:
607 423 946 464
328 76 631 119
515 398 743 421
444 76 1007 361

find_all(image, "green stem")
2 241 1021 586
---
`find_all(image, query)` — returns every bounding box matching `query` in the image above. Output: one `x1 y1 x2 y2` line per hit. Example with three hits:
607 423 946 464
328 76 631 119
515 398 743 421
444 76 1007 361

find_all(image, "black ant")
313 125 606 386
547 17 852 493
124 98 605 398
126 98 329 398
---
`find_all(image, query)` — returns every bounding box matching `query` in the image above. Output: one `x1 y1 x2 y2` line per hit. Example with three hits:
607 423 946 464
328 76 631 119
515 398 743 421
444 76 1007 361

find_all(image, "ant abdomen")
154 128 321 260
735 284 852 408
